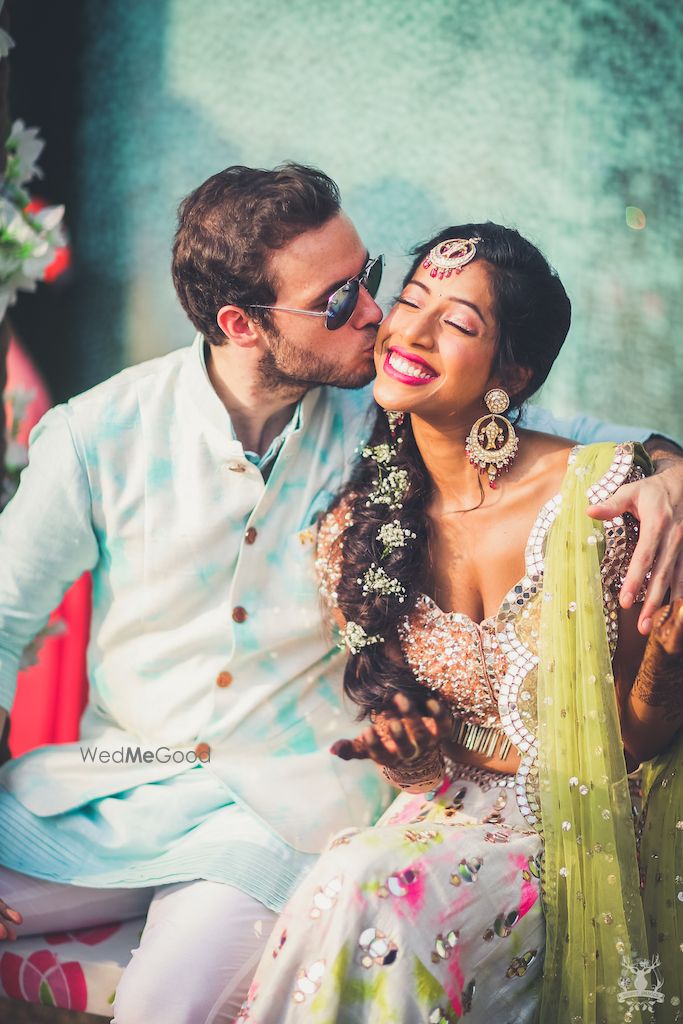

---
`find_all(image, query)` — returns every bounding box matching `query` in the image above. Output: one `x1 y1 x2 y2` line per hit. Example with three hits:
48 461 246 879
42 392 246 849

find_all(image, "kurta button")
244 527 257 545
195 742 211 761
216 671 233 688
232 606 248 623
226 461 246 473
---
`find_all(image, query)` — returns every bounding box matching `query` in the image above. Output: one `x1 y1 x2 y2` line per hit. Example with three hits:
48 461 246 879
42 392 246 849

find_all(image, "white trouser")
0 865 277 1023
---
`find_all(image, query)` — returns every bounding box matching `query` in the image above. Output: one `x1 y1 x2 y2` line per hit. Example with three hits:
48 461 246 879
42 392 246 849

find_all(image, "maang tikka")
465 388 519 488
422 237 480 280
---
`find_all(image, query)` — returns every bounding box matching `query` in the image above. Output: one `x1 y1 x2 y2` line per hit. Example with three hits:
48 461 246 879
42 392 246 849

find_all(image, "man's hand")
587 441 683 634
0 896 22 941
330 694 452 768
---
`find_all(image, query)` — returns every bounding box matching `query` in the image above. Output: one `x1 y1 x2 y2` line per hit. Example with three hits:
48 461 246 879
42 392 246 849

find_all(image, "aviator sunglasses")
250 254 384 331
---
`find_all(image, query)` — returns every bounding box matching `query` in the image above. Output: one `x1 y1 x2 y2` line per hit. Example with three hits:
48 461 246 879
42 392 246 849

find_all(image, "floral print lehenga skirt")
237 767 545 1024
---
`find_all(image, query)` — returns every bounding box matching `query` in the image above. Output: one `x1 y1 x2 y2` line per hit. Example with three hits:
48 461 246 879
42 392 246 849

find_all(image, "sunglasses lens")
363 256 383 299
324 257 383 330
326 280 359 330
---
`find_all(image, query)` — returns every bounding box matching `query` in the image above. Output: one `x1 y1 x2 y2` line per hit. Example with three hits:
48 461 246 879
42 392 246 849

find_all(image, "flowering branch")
0 120 65 321
0 5 65 508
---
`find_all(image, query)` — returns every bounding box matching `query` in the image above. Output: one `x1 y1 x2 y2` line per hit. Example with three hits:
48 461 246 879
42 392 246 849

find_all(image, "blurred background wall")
8 0 682 437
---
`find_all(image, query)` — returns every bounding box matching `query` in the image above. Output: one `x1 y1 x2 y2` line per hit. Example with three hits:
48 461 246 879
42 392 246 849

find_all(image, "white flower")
0 2 14 61
339 621 384 655
367 467 409 510
358 564 406 602
0 196 65 318
361 442 397 465
376 519 416 554
4 120 44 188
0 28 13 59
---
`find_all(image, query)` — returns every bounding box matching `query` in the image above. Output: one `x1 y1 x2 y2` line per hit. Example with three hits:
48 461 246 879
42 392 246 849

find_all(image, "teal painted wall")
74 0 682 436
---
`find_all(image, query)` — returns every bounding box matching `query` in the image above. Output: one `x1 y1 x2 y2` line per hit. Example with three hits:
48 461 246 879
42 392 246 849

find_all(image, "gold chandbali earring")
465 388 519 489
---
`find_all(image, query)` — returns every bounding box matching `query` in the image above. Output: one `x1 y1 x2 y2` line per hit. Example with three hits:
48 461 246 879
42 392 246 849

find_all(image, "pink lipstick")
383 348 438 387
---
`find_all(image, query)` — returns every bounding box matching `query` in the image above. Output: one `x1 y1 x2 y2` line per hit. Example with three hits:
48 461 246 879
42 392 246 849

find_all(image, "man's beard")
256 326 377 393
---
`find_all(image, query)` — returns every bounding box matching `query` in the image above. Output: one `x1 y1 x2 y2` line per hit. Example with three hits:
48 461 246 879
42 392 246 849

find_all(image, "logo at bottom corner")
617 954 665 1015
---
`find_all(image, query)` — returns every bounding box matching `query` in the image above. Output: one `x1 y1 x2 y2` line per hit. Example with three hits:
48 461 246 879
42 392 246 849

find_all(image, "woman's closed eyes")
396 296 477 335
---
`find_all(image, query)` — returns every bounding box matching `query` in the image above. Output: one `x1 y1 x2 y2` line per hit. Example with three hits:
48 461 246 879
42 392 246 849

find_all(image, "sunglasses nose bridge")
347 277 383 331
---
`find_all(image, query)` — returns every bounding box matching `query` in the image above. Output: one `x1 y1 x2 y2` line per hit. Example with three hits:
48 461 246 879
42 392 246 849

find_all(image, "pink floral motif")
443 947 465 1014
233 977 259 1022
435 777 453 798
387 778 454 827
509 852 540 919
386 795 427 825
44 922 122 946
376 862 426 918
0 949 88 1010
518 876 539 920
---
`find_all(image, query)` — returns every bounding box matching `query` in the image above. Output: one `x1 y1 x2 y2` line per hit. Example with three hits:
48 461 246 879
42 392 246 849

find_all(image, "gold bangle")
382 748 445 788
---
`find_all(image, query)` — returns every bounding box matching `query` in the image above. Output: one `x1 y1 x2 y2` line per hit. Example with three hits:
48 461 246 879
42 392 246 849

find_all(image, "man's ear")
216 305 262 348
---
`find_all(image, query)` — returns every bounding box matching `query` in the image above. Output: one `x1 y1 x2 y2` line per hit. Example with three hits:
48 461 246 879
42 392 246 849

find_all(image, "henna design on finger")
632 602 683 708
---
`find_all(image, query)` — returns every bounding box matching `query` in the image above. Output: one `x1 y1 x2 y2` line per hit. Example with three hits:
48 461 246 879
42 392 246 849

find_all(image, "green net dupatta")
639 734 683 1023
537 441 656 1024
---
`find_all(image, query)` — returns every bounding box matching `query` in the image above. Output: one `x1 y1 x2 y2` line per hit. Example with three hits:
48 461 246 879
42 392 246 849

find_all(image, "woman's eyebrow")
403 278 487 326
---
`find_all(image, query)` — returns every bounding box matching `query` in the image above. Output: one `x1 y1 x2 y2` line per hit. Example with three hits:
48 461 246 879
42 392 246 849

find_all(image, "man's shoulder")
307 384 375 458
63 344 189 432
68 344 189 414
314 383 374 427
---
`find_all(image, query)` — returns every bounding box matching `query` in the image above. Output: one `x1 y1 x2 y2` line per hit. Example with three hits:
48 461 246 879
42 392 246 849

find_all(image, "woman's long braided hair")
333 222 571 718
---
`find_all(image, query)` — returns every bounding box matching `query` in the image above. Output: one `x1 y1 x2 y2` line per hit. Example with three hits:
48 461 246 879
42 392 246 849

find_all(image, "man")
0 163 681 1022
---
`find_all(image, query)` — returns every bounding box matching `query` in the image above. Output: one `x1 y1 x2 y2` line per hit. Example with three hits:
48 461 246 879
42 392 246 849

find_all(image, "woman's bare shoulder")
517 428 576 456
512 429 576 484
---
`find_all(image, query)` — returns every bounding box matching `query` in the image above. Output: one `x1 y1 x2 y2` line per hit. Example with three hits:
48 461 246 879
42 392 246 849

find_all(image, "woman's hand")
0 896 22 941
632 598 683 709
330 693 453 769
588 442 683 634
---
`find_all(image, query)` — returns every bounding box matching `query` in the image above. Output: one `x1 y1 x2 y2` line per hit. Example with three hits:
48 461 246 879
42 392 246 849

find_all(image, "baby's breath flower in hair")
358 564 407 602
361 442 394 465
376 520 416 558
339 621 384 655
366 467 409 510
360 440 402 465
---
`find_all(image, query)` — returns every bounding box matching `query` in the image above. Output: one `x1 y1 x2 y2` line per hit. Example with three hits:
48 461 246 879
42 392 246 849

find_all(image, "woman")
237 224 683 1024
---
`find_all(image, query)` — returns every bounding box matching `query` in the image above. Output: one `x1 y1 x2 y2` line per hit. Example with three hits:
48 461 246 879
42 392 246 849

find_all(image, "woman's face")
373 258 500 425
